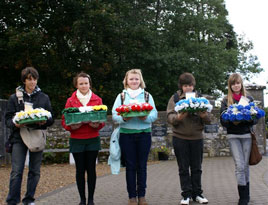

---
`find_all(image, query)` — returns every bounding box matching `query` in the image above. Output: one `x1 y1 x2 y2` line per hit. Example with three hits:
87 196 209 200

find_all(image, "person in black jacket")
5 67 54 205
220 73 257 205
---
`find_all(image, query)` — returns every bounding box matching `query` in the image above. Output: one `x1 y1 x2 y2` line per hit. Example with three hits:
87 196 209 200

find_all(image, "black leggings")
72 151 98 202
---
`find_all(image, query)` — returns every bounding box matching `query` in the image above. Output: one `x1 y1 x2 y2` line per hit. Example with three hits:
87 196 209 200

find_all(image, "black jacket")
220 96 257 135
5 86 54 143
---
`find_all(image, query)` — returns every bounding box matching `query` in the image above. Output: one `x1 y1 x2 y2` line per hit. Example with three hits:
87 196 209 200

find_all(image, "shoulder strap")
144 91 149 103
120 92 125 105
173 92 179 104
16 87 24 104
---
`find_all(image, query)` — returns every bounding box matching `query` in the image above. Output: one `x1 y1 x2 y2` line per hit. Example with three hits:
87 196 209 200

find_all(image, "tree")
0 0 263 116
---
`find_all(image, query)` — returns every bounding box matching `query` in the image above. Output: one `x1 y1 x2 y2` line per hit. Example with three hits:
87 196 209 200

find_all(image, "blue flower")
244 105 251 110
256 109 265 119
235 113 243 121
222 112 230 121
236 105 244 111
249 102 255 107
223 103 265 122
243 114 252 121
229 114 236 122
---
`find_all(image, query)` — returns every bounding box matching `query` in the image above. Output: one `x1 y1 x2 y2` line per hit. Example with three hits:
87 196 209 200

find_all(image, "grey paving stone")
36 156 268 205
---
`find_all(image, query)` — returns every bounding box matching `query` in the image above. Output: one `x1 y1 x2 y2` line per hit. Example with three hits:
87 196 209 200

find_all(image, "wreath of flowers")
175 97 213 113
13 108 52 123
221 102 265 122
115 103 153 116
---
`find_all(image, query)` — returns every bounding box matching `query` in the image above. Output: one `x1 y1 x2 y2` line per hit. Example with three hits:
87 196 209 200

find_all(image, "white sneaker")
180 197 190 205
194 195 208 204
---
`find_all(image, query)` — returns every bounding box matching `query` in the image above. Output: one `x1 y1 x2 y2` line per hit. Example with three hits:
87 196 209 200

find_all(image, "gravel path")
0 163 111 205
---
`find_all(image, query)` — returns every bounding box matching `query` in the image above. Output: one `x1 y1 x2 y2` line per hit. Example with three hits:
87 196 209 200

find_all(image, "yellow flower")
93 105 108 111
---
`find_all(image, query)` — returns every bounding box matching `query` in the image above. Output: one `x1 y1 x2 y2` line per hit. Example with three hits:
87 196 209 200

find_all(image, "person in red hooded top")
62 72 104 205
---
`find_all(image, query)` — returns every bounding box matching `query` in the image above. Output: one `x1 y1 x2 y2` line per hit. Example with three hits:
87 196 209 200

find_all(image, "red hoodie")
61 91 105 139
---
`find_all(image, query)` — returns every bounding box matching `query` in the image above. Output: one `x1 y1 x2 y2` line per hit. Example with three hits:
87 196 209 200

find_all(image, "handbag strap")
249 127 257 141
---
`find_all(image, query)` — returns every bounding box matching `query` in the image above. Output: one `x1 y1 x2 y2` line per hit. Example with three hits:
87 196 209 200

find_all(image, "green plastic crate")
64 111 107 125
17 116 48 124
121 111 150 118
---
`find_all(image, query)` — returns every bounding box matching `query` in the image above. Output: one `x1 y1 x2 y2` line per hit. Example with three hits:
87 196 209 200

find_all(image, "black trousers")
72 151 98 202
173 137 203 198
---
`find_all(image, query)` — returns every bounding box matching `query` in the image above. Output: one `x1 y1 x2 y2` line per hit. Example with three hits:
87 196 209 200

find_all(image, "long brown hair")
227 73 247 106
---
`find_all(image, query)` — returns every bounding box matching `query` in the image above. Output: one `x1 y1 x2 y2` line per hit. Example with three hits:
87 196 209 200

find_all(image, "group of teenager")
5 67 258 205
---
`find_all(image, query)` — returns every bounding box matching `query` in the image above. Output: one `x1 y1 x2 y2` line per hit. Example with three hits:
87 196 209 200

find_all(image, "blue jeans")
119 132 151 199
173 137 204 199
6 142 43 204
228 137 251 186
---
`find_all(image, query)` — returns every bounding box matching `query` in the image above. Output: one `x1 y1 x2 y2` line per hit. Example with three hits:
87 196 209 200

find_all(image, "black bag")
5 137 13 153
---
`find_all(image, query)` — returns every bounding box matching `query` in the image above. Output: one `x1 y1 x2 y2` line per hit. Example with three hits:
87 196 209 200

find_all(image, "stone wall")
45 105 266 161
0 99 11 164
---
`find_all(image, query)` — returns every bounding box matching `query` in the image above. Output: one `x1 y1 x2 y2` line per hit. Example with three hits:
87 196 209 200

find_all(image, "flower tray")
121 111 150 118
64 111 107 125
179 108 207 113
17 116 48 124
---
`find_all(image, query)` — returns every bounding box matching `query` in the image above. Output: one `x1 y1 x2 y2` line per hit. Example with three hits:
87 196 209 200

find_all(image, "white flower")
79 106 93 113
12 108 52 123
206 104 213 112
174 97 213 113
232 107 239 114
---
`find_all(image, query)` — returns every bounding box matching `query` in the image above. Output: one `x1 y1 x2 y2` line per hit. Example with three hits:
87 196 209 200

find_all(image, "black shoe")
88 199 95 205
238 185 248 205
79 202 86 205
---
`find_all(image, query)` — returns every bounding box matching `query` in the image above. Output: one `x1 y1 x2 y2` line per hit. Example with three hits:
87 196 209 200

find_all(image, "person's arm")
142 94 158 123
5 94 19 131
167 95 187 125
40 94 54 129
220 98 230 128
112 94 126 124
198 111 211 125
61 98 73 131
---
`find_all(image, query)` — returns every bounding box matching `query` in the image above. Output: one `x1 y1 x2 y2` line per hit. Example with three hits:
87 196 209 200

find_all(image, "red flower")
148 105 153 111
131 104 142 112
120 106 126 113
116 103 153 116
125 107 130 112
115 107 121 113
141 103 153 111
131 105 137 111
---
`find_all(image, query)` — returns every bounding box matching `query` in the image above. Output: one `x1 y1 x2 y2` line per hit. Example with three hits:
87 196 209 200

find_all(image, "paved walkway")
36 156 268 205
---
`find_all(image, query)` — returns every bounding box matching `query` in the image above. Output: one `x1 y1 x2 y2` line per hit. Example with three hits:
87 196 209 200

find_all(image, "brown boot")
128 198 138 205
138 197 148 205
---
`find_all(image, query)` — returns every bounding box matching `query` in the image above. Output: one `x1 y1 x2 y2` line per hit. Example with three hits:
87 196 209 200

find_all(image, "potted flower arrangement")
13 108 52 124
221 102 265 122
115 102 153 117
175 97 213 113
151 146 171 161
62 105 108 125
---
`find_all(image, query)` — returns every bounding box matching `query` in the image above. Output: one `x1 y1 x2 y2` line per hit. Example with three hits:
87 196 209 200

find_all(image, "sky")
225 0 268 107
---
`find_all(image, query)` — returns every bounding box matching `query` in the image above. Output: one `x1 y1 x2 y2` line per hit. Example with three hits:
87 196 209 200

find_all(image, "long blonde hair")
123 69 146 89
227 73 247 106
